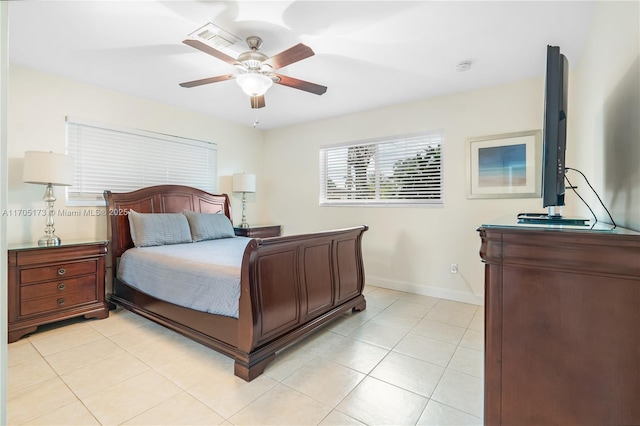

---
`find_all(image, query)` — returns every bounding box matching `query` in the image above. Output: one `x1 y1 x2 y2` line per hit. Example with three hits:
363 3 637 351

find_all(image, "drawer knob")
57 283 66 291
57 298 65 306
57 268 66 276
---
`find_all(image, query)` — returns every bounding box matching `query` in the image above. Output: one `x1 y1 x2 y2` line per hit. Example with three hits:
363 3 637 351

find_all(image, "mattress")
117 237 252 318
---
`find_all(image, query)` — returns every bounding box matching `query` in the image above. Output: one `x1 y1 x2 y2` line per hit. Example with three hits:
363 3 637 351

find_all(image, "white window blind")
320 131 443 206
66 118 217 205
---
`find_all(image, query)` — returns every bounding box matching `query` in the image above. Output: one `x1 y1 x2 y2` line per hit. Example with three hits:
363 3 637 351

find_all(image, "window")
66 117 217 205
320 131 443 206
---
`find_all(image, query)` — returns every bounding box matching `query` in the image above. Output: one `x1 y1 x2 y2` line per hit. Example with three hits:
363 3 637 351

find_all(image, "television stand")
478 224 640 424
517 212 589 226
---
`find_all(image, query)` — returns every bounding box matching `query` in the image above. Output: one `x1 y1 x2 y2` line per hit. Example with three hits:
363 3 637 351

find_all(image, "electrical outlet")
450 263 458 274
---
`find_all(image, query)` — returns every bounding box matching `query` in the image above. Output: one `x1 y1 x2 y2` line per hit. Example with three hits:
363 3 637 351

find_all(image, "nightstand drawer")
20 259 97 284
20 288 98 317
21 275 96 300
8 240 109 342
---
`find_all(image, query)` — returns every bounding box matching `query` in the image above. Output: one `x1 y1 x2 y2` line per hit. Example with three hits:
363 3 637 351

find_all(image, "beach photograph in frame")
467 130 542 199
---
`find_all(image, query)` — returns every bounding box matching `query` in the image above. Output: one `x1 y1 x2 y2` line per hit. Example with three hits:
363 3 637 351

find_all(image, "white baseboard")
367 276 484 306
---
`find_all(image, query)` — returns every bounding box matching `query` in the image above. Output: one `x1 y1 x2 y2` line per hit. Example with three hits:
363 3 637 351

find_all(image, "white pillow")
183 210 235 242
128 210 192 247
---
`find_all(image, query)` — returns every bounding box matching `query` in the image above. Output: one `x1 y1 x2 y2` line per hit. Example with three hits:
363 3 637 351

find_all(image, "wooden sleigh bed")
104 185 368 381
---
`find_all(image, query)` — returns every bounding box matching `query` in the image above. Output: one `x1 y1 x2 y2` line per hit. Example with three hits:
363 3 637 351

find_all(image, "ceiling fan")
179 36 327 109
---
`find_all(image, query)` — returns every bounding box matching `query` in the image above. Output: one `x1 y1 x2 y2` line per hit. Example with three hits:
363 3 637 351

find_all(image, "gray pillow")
183 210 235 242
128 210 192 247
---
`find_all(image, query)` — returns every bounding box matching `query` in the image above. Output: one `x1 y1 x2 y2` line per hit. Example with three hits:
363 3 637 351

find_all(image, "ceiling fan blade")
250 95 266 109
273 73 327 95
263 43 314 70
182 39 239 66
179 74 235 88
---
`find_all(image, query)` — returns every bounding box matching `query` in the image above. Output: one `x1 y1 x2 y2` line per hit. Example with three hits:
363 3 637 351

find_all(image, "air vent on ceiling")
187 22 242 53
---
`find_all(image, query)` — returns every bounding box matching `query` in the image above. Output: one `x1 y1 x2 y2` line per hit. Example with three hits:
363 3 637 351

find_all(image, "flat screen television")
542 45 568 213
518 45 588 226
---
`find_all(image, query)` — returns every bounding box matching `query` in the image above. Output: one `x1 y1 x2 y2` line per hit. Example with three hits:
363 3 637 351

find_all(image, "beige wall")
6 65 265 244
262 78 547 304
571 0 640 231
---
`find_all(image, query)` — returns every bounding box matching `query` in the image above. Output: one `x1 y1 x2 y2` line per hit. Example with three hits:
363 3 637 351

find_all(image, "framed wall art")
466 130 542 199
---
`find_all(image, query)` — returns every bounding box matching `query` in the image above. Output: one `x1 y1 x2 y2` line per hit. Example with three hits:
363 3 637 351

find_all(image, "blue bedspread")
117 237 252 318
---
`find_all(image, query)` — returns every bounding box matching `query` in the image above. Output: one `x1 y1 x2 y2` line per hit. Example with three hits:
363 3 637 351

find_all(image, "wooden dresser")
478 222 640 425
7 240 109 343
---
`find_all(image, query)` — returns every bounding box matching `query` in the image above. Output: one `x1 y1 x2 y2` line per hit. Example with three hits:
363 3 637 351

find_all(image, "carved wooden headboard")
104 185 232 264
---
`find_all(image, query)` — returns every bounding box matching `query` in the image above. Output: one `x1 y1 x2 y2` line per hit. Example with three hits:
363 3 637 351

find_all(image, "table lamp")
232 172 256 228
23 151 74 246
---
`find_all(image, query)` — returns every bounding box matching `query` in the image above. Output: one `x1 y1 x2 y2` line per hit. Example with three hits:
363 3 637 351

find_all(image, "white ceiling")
8 1 596 130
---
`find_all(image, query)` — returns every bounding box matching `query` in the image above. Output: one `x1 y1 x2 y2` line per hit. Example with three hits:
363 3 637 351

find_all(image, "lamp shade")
232 173 256 193
23 151 74 186
236 73 273 97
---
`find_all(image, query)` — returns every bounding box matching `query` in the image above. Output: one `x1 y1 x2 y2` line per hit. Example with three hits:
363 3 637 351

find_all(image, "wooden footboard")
235 226 368 380
104 185 367 381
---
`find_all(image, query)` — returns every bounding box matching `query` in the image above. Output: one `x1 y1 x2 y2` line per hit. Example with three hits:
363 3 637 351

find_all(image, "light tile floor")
7 286 484 425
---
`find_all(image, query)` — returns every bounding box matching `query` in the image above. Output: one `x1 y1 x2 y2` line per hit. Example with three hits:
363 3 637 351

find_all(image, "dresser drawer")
20 287 98 317
21 275 96 300
20 259 97 284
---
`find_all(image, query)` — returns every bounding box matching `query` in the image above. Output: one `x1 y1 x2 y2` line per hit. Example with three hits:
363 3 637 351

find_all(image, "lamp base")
239 191 250 229
38 235 61 246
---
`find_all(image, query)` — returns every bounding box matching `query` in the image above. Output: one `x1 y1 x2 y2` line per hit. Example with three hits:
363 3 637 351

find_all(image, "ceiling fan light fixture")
236 73 273 96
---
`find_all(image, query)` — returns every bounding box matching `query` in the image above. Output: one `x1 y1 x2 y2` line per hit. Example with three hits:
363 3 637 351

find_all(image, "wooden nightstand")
234 225 281 238
7 240 109 343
